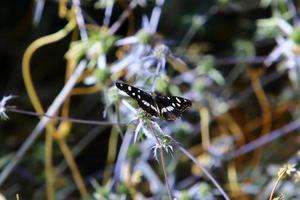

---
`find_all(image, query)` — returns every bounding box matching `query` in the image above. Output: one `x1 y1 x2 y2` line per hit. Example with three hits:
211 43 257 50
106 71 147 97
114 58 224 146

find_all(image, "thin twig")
108 1 137 35
227 118 300 159
216 55 267 66
268 176 282 200
8 107 125 126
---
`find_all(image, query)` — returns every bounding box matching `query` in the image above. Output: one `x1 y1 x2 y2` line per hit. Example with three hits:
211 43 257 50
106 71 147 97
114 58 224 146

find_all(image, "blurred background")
0 0 300 199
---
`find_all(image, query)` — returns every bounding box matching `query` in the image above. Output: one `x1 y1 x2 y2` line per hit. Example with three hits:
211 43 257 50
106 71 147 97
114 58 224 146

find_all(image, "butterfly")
115 82 192 121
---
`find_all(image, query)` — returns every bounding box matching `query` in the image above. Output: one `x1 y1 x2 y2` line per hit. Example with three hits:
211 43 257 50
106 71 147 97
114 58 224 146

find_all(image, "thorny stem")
158 145 172 200
173 141 231 200
72 0 88 40
147 121 173 200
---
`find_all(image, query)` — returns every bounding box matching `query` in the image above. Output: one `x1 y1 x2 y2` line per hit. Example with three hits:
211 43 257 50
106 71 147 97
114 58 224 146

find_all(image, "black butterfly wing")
115 82 159 117
155 95 192 121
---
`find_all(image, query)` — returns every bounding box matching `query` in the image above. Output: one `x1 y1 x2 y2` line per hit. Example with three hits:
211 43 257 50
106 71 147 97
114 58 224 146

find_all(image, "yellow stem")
102 127 119 184
22 18 76 112
250 69 272 136
58 139 88 197
249 69 272 167
227 162 240 197
22 17 76 200
199 107 210 150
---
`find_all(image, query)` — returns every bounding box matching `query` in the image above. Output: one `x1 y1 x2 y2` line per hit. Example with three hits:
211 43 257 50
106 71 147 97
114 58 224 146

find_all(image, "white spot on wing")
167 97 171 100
132 92 135 96
138 90 141 93
177 103 181 107
142 100 150 106
138 95 141 99
166 106 174 111
128 86 132 91
151 105 158 112
161 108 167 113
176 97 181 103
172 103 175 107
120 83 123 87
184 99 187 102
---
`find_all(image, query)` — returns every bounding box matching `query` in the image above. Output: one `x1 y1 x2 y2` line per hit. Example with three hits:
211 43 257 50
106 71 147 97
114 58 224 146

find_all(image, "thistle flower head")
0 95 16 120
153 44 170 60
152 135 174 160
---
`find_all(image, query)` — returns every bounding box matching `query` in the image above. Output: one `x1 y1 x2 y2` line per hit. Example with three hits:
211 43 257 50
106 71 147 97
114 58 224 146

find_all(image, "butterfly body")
116 82 191 121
